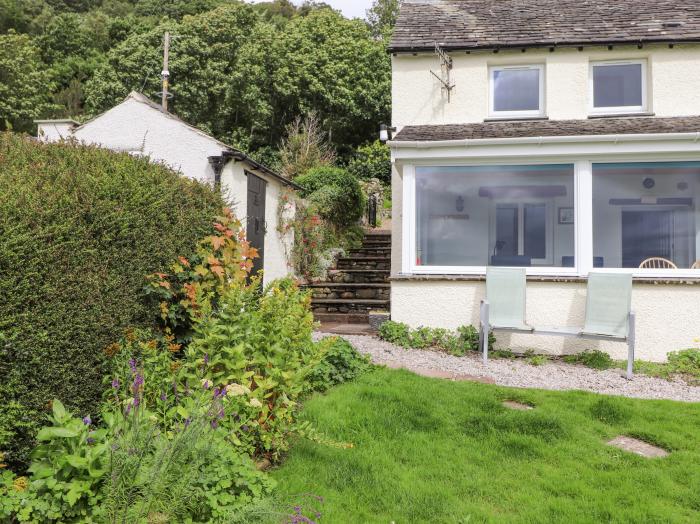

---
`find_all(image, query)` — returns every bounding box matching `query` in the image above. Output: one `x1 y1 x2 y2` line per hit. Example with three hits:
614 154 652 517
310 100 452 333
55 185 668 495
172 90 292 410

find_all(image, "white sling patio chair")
480 270 636 379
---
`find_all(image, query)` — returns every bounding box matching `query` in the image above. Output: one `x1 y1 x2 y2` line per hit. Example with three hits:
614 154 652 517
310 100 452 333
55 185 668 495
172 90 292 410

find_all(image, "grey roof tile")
392 116 700 141
389 0 700 52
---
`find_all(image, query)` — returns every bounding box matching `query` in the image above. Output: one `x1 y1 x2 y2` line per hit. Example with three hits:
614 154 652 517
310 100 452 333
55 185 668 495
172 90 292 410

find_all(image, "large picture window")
414 165 575 269
593 162 700 270
489 65 545 118
590 61 646 114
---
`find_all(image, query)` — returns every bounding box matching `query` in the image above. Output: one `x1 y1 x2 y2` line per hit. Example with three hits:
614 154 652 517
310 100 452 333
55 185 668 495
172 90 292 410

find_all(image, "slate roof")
389 0 700 52
392 116 700 142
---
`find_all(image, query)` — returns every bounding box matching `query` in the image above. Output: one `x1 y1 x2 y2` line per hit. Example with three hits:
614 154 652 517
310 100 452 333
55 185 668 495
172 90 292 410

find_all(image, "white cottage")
36 91 299 285
388 0 700 362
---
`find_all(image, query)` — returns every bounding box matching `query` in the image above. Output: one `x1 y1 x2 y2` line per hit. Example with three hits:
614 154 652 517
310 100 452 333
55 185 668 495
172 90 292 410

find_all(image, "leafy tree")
133 0 234 20
367 0 401 39
272 8 391 152
347 140 391 184
0 31 54 131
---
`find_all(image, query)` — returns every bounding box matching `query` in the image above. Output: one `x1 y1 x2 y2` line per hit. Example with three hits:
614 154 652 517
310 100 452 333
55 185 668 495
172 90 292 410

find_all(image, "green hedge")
295 166 365 229
0 133 225 469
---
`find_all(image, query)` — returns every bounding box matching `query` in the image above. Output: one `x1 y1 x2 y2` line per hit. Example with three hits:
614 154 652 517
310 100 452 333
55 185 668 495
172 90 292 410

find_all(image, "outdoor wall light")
379 123 397 142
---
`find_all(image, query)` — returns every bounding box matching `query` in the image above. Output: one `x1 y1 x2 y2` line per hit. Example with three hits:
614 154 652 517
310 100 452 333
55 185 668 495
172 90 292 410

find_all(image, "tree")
0 31 54 131
272 8 391 153
367 0 401 39
347 140 391 184
279 112 336 179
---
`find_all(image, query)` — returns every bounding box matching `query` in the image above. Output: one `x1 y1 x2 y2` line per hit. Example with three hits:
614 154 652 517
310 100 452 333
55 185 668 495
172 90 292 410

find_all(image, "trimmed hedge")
0 133 225 469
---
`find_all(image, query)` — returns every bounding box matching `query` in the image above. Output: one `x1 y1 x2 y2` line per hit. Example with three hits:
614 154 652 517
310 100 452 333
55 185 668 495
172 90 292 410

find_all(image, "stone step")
304 282 390 288
327 269 390 283
311 298 390 315
362 239 391 246
364 230 391 237
336 257 391 271
350 247 391 256
304 282 390 301
313 312 370 324
312 298 389 306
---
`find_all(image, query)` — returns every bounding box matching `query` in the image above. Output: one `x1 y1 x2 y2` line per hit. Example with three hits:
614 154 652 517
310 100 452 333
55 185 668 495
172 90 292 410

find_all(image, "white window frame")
589 60 648 116
489 65 545 119
401 154 700 280
405 160 577 277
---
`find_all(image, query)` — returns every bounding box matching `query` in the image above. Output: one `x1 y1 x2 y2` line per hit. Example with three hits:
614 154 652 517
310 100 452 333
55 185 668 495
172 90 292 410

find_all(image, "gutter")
221 150 303 191
387 38 700 55
389 132 700 149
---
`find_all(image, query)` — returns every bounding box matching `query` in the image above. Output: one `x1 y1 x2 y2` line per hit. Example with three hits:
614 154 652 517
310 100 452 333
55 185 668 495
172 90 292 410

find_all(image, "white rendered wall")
391 279 700 362
392 44 700 130
221 162 294 286
72 98 220 184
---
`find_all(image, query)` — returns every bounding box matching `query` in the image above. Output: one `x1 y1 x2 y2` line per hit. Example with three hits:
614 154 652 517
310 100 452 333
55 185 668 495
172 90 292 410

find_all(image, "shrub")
308 337 373 392
378 321 494 356
295 166 365 229
563 350 614 370
347 140 391 184
180 278 317 459
0 133 225 469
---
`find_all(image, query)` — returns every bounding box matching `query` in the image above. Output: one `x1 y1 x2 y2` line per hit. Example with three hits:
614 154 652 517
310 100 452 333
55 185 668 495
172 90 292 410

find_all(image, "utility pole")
161 32 170 111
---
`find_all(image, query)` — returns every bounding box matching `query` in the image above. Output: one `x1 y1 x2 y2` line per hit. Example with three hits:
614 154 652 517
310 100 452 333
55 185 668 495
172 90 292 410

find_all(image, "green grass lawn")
273 368 700 523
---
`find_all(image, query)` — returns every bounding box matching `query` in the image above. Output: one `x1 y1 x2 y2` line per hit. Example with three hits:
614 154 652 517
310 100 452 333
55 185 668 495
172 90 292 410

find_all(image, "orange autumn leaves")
146 208 259 344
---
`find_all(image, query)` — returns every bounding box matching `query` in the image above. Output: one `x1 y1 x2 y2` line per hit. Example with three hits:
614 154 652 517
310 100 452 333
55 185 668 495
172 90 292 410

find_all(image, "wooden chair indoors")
638 257 677 269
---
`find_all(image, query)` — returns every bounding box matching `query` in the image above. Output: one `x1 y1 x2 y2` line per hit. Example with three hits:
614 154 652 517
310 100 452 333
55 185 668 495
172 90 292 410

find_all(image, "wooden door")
246 173 266 277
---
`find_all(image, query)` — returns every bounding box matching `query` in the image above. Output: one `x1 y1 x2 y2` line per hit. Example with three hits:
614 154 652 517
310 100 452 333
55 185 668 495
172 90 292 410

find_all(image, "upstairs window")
489 65 545 118
590 60 647 114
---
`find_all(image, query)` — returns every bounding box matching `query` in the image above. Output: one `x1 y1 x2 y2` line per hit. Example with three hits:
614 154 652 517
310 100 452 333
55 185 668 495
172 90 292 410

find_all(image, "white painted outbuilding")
36 91 298 285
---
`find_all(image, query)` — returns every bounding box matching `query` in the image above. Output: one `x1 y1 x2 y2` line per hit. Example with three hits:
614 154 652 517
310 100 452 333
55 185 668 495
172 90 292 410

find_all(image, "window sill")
588 112 655 119
391 274 700 285
484 116 549 122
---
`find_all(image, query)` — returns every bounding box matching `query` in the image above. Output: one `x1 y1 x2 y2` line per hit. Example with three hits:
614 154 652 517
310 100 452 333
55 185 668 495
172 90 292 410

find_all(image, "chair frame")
479 298 636 380
638 257 677 269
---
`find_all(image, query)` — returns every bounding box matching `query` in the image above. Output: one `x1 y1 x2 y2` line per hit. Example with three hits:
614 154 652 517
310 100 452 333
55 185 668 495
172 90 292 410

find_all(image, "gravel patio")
315 333 700 403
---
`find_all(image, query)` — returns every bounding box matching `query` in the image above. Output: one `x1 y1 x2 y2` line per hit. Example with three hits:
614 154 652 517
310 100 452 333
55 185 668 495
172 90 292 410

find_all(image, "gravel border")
315 333 700 403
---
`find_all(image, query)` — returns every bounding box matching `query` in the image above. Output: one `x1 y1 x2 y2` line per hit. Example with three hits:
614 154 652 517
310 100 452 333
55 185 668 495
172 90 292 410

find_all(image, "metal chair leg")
480 300 489 365
626 312 636 380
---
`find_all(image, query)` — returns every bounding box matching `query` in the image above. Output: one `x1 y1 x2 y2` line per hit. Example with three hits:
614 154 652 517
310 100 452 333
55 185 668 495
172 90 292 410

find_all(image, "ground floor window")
408 160 700 276
415 165 575 268
593 162 700 269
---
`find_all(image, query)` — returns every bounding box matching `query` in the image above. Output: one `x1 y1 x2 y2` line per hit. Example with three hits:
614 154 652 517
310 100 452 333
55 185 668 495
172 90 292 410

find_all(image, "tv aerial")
430 42 455 102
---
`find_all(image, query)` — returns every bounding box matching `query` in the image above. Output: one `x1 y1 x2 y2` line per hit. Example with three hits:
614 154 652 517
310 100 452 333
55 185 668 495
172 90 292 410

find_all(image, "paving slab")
502 400 534 411
607 436 669 458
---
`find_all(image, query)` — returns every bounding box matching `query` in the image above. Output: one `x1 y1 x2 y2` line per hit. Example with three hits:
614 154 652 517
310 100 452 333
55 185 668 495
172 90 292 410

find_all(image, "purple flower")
242 425 249 432
129 359 137 374
124 403 132 416
210 420 218 429
213 387 221 399
217 407 225 419
86 437 96 445
184 418 191 427
112 378 120 390
203 353 209 366
160 392 167 402
131 374 144 398
82 416 91 426
132 396 140 408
